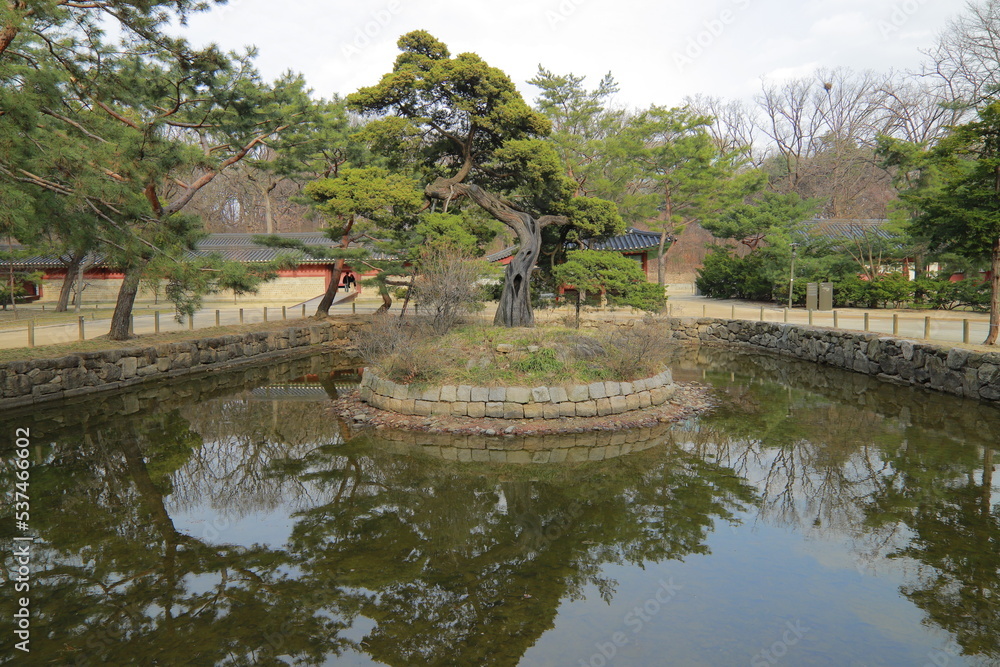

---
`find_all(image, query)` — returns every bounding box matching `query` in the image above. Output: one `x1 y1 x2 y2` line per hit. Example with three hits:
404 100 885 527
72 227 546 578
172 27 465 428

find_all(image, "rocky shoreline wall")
660 317 1000 402
359 369 676 419
0 321 359 409
5 313 999 411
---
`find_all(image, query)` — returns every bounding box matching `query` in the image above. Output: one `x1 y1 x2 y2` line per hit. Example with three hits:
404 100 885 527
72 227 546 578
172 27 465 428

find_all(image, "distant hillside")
629 222 719 285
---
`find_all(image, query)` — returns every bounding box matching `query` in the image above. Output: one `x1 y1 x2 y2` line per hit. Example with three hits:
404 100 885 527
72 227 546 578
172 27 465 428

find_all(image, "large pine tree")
904 102 1000 345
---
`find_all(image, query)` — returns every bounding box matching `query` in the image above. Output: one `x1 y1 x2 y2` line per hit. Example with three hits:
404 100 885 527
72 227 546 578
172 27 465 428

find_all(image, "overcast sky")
168 0 966 109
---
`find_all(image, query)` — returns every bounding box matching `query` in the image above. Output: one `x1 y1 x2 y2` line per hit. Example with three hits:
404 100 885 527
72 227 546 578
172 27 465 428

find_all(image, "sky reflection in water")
0 348 997 666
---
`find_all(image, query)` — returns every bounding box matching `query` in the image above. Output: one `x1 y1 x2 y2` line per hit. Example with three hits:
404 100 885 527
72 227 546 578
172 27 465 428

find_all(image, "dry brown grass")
350 313 430 382
598 318 675 381
359 322 673 387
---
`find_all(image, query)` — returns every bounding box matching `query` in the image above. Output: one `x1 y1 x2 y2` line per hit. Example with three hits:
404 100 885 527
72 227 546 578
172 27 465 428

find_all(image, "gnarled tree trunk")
495 232 540 328
425 179 563 328
0 11 23 59
375 283 392 314
657 229 669 288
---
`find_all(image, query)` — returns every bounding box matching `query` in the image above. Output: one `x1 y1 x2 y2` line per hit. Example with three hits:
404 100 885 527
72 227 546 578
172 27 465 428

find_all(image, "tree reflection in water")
0 347 997 665
681 348 1000 663
0 393 756 666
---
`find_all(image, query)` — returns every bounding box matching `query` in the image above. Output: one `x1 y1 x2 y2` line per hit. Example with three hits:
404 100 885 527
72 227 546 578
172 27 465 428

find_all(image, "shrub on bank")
696 249 777 302
835 274 990 311
697 249 991 312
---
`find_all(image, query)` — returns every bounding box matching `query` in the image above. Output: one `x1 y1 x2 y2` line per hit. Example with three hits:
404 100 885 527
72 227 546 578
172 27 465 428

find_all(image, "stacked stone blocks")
359 369 676 418
662 317 1000 402
0 320 355 408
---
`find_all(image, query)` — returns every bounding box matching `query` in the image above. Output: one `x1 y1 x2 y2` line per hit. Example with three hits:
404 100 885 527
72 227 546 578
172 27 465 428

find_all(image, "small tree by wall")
552 250 665 328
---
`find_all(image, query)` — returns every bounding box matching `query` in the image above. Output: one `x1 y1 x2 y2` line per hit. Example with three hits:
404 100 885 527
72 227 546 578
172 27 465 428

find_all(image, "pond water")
1 347 998 666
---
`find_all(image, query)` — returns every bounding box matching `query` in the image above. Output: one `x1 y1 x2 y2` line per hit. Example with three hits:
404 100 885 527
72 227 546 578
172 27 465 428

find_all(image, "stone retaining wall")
661 317 1000 402
0 320 360 409
7 312 997 413
359 369 675 418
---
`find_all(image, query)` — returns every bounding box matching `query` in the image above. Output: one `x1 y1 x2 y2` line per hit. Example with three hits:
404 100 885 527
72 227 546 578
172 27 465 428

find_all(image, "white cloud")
761 62 823 83
167 0 963 109
808 12 872 37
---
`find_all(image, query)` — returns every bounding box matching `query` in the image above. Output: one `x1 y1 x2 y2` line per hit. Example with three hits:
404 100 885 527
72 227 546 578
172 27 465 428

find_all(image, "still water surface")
1 348 998 666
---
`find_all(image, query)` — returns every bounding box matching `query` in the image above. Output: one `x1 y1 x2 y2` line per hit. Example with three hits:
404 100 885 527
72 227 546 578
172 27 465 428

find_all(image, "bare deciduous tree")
922 0 1000 107
685 94 766 168
413 245 494 335
754 68 898 218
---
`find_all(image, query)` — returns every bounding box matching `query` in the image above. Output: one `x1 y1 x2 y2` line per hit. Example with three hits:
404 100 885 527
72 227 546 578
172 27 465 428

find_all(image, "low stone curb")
359 369 676 418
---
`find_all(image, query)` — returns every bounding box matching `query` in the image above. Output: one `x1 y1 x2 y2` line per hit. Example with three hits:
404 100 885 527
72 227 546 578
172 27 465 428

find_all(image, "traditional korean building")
1 233 383 304
487 227 664 280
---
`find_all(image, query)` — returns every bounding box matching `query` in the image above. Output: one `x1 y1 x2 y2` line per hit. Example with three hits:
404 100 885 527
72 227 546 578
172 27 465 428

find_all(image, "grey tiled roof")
197 232 336 247
189 233 341 264
0 253 103 269
487 228 661 263
799 219 894 242
586 228 662 251
2 233 392 268
486 246 516 263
